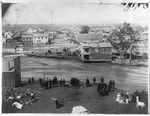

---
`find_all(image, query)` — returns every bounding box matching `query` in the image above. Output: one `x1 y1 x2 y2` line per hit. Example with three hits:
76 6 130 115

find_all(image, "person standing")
28 78 31 84
93 77 96 85
77 78 80 87
60 79 62 87
39 78 42 89
49 79 52 88
112 80 115 87
63 79 66 86
101 77 104 83
32 77 35 83
86 78 90 87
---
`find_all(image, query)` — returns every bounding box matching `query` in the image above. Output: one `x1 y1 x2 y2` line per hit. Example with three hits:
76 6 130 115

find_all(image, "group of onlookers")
38 76 67 90
28 77 35 84
29 75 115 95
97 77 116 96
59 79 66 86
70 77 80 87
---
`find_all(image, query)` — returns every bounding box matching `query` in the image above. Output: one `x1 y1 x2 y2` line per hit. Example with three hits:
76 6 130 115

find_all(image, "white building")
4 32 13 39
33 33 49 44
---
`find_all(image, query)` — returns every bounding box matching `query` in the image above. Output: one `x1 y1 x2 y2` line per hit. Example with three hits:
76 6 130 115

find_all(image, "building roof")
33 33 49 37
21 34 33 37
75 34 103 42
55 34 67 39
81 42 112 48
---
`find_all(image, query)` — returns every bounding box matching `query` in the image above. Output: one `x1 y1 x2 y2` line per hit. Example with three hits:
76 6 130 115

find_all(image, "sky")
2 0 149 25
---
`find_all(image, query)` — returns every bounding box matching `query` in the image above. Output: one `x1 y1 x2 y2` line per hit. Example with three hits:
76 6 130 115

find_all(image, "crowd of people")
28 77 35 84
38 75 67 90
29 75 115 96
97 77 116 96
60 79 66 86
70 77 80 87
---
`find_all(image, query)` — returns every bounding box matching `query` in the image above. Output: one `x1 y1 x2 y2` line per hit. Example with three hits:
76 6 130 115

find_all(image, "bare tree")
121 3 149 11
106 23 141 60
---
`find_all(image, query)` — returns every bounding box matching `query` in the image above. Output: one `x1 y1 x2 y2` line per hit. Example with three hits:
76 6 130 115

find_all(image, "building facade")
33 33 49 44
2 56 21 88
21 34 33 44
80 42 112 62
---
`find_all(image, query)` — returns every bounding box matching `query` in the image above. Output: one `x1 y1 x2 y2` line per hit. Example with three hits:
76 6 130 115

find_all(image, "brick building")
76 34 112 62
21 34 33 44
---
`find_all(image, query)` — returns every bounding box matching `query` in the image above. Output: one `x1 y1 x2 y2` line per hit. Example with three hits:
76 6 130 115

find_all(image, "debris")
12 102 23 109
71 106 90 114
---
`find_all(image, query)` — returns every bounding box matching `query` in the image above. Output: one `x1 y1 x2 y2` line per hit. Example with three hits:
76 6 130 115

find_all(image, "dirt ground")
2 81 148 114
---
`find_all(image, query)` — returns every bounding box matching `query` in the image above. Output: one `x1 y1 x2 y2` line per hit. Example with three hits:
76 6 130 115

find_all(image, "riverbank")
2 81 148 114
112 58 148 67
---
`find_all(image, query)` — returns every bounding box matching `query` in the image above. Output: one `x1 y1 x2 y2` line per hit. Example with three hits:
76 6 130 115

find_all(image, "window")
95 48 98 53
84 48 89 53
101 48 104 53
105 48 109 53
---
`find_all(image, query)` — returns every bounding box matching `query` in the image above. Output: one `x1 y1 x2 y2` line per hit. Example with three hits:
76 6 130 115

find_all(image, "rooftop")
75 34 103 42
81 42 112 48
33 33 49 37
21 34 33 37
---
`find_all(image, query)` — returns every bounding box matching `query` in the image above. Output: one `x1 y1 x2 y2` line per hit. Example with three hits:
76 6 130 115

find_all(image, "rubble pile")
4 88 39 109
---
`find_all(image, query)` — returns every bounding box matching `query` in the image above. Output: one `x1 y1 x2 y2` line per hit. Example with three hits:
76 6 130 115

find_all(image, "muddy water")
20 56 148 93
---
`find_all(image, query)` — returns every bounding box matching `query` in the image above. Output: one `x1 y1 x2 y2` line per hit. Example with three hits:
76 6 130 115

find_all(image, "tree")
106 23 141 59
80 25 90 34
121 3 148 11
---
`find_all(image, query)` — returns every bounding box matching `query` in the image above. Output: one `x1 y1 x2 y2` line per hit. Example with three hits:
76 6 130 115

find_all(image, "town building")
3 31 13 39
33 33 49 44
21 34 33 44
15 45 23 53
6 39 18 45
79 42 112 62
76 34 112 62
2 56 21 88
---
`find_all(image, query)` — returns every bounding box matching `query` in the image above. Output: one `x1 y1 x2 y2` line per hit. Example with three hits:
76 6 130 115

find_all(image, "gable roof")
33 33 49 37
21 34 33 37
81 42 112 48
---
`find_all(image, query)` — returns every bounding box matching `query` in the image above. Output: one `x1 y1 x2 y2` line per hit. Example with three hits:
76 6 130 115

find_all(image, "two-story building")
21 34 33 44
33 33 49 44
76 34 112 62
79 42 112 62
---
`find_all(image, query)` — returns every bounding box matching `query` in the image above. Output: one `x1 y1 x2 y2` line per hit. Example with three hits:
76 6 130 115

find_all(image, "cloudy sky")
2 0 148 25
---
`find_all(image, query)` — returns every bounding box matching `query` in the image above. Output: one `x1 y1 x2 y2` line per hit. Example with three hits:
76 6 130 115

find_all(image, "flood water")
21 56 148 93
